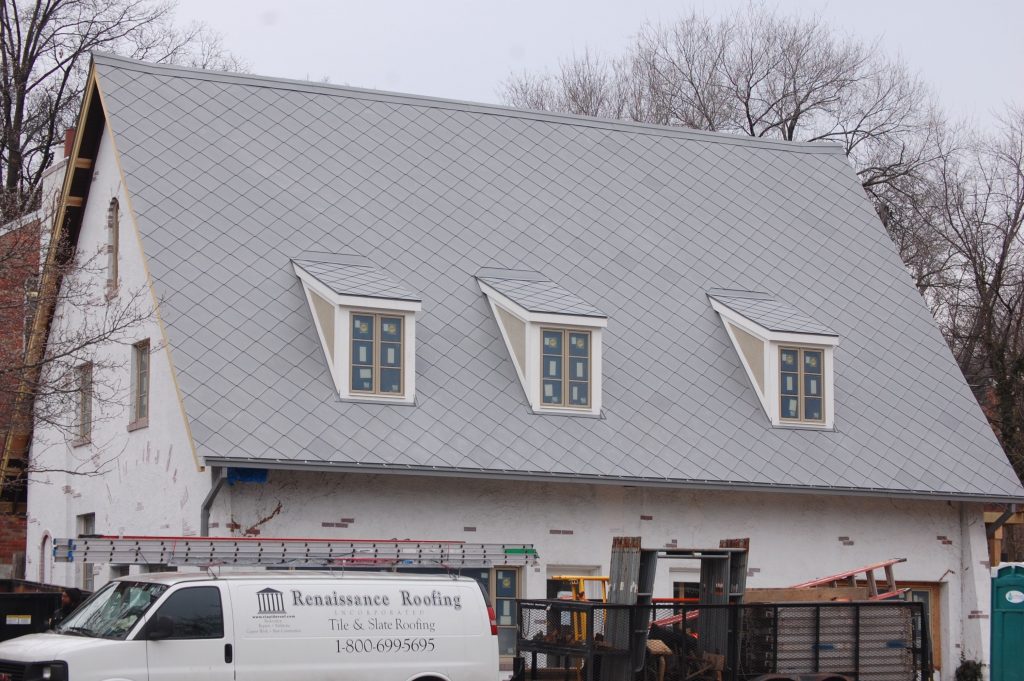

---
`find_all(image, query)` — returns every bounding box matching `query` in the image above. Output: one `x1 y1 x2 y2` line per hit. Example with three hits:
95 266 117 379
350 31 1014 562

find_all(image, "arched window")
106 198 119 295
38 532 51 583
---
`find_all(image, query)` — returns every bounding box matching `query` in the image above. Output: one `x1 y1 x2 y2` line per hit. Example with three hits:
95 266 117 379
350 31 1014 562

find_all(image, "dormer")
477 268 607 416
708 289 838 429
293 252 421 404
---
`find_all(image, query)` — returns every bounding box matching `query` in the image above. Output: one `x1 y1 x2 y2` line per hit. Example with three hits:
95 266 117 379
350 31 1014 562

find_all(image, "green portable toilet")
992 565 1024 681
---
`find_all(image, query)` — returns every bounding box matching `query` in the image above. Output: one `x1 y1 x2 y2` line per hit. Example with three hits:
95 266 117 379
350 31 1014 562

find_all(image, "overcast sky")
173 0 1022 129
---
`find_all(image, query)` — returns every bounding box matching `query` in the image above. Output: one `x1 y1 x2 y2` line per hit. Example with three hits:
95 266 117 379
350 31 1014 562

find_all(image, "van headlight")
27 662 68 681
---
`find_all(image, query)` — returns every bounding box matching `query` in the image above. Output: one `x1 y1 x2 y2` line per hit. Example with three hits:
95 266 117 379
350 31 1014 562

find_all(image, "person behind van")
48 588 84 629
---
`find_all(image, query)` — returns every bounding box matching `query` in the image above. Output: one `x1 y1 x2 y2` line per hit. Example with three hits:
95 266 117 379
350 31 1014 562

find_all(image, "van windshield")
56 581 168 640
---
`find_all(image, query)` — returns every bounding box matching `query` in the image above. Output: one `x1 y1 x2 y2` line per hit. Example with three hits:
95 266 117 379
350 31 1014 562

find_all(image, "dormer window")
478 268 606 416
351 313 405 396
708 289 837 429
542 328 591 408
293 252 421 404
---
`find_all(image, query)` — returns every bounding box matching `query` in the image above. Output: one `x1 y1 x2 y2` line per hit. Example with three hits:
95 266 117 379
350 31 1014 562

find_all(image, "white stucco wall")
25 118 206 587
211 470 990 675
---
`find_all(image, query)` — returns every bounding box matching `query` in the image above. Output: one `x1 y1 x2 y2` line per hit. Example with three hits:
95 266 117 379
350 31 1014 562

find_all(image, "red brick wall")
0 219 40 578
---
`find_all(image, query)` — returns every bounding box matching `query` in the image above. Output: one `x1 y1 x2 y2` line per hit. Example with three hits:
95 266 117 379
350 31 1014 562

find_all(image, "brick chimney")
64 128 76 158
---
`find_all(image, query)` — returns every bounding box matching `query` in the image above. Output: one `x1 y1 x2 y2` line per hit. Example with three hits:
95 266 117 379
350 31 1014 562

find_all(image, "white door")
143 584 234 681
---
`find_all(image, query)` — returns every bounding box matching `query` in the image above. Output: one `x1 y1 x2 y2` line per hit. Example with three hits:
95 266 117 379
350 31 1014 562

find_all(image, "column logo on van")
257 588 287 614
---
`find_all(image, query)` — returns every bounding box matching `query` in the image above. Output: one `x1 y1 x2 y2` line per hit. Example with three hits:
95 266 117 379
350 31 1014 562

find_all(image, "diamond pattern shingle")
708 290 836 336
477 269 605 317
294 253 420 301
92 54 1024 500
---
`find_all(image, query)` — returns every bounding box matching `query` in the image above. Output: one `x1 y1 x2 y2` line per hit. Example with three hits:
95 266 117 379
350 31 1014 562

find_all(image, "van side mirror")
145 616 175 641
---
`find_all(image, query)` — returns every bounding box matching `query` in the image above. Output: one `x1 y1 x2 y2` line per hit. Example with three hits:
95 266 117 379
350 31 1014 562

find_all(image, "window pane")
804 398 823 421
352 340 373 366
351 367 373 392
781 372 798 395
380 317 402 342
804 374 821 397
781 396 799 419
150 586 224 639
780 349 798 371
804 350 822 374
379 368 402 393
542 380 562 404
352 315 374 340
542 330 562 355
496 569 518 598
569 381 589 406
543 355 562 379
570 358 588 381
568 332 589 357
380 342 401 367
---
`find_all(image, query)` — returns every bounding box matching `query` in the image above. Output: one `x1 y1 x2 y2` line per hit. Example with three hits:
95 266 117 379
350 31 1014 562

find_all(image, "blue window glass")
805 398 822 421
568 332 589 357
780 347 825 422
350 313 404 396
380 342 401 368
543 355 562 379
542 380 562 404
353 315 374 340
804 351 822 374
542 331 562 355
540 329 591 408
781 396 799 419
352 341 373 366
380 368 402 394
568 381 588 406
780 349 798 371
381 317 402 342
351 366 373 392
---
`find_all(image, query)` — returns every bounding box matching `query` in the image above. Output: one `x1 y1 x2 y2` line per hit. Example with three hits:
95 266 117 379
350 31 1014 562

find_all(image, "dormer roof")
85 53 1024 501
293 252 421 302
707 289 836 337
477 268 606 319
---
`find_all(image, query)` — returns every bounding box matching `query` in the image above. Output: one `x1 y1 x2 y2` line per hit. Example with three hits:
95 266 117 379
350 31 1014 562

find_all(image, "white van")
0 571 499 681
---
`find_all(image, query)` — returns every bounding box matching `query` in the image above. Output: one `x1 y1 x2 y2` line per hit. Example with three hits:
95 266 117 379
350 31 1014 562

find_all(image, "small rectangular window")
780 347 824 423
130 339 150 428
350 313 404 396
541 328 590 408
75 363 92 443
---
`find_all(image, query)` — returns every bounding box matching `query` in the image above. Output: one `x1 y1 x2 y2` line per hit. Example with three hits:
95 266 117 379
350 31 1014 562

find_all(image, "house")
22 53 1024 674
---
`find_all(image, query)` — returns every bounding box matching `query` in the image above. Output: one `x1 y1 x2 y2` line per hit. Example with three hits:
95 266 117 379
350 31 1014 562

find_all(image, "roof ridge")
91 52 843 155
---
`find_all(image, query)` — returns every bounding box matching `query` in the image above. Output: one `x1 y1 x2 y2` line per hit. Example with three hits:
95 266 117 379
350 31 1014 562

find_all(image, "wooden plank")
73 158 93 170
744 587 870 602
64 196 83 207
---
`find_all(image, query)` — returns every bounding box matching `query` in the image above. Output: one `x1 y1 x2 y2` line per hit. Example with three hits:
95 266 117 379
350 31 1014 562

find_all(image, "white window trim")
479 280 605 416
710 298 837 430
294 262 420 405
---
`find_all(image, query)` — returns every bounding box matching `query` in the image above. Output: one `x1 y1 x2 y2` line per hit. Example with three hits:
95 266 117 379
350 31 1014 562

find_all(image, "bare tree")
1 187 153 485
0 0 244 221
501 5 938 235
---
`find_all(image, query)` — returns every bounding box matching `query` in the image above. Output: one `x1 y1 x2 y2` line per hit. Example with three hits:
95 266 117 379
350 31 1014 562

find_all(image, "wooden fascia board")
0 67 104 482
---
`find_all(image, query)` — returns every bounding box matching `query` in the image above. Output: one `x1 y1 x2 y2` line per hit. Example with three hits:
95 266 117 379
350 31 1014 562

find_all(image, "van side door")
139 584 235 680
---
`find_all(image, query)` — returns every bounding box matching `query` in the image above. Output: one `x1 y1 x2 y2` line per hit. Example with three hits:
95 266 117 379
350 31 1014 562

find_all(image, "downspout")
200 466 226 537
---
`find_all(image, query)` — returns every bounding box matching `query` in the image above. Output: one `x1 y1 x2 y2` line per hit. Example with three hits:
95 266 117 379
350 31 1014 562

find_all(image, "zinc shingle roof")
477 269 605 318
708 290 836 336
92 54 1024 500
293 253 420 302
